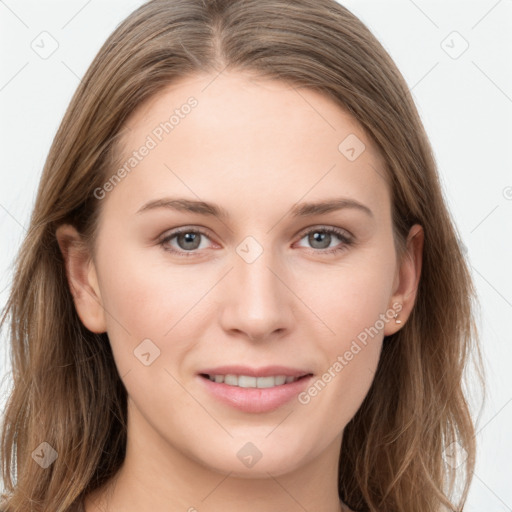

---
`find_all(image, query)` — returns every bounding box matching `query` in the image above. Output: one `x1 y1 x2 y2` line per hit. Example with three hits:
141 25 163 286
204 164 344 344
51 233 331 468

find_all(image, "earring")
393 311 402 324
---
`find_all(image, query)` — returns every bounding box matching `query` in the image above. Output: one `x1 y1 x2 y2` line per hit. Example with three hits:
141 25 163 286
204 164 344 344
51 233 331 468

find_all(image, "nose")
218 244 295 342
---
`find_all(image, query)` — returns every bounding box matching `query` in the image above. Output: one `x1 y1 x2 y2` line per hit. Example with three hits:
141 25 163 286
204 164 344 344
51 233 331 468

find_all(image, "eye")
295 226 353 255
159 228 214 257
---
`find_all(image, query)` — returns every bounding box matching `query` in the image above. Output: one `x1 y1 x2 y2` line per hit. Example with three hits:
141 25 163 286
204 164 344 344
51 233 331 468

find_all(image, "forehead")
123 70 378 152
104 71 390 219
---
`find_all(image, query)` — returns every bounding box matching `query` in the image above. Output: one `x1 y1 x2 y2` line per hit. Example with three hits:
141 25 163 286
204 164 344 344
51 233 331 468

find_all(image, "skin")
56 71 423 512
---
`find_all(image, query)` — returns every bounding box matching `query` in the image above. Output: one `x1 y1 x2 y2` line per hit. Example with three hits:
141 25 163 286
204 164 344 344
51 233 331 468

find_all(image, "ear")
55 224 107 334
384 224 424 336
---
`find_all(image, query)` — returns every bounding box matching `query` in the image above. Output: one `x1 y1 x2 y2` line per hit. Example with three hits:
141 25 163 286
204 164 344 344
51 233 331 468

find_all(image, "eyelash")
158 226 354 258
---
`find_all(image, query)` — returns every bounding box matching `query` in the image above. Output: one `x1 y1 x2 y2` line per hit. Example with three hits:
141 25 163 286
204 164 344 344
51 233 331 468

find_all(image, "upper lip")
198 365 313 378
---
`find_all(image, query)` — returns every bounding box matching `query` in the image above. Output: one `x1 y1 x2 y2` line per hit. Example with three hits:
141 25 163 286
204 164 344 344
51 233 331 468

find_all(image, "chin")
193 436 311 478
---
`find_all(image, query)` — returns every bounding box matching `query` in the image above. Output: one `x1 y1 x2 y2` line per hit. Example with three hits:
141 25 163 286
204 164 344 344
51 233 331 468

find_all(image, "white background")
0 1 511 510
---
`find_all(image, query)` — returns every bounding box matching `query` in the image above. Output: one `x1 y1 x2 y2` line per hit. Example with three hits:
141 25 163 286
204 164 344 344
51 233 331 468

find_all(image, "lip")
198 365 311 378
197 366 313 413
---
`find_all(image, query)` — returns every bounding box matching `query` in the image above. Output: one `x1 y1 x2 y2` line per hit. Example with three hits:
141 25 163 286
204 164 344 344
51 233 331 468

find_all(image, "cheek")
298 254 395 344
296 277 387 440
98 246 210 333
94 243 216 380
294 250 394 415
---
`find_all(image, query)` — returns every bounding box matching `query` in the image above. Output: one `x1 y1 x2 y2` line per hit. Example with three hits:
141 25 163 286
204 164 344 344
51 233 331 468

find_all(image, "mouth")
197 366 314 413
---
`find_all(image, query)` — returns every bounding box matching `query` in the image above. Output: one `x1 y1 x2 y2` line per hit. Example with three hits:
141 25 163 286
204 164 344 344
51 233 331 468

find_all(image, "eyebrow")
136 197 373 219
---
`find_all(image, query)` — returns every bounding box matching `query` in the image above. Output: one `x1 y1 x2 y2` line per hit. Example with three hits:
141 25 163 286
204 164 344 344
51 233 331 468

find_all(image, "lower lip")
198 375 313 413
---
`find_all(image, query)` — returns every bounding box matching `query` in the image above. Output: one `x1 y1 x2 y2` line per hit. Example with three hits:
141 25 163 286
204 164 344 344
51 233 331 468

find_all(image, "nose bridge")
219 234 292 340
235 234 283 307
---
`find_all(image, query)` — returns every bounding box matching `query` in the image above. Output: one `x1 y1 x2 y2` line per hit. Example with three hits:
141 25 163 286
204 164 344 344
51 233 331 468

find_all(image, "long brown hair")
0 0 483 510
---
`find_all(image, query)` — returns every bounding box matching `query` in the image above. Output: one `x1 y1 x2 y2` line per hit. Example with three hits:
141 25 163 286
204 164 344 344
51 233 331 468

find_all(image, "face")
58 71 422 479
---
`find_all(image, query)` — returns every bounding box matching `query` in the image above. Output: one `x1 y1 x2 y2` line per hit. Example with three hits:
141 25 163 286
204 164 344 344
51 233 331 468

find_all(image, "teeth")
238 375 257 388
224 374 238 386
206 374 301 388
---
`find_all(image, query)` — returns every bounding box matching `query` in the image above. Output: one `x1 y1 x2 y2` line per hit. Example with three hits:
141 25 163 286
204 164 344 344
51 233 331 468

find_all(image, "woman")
0 0 483 510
